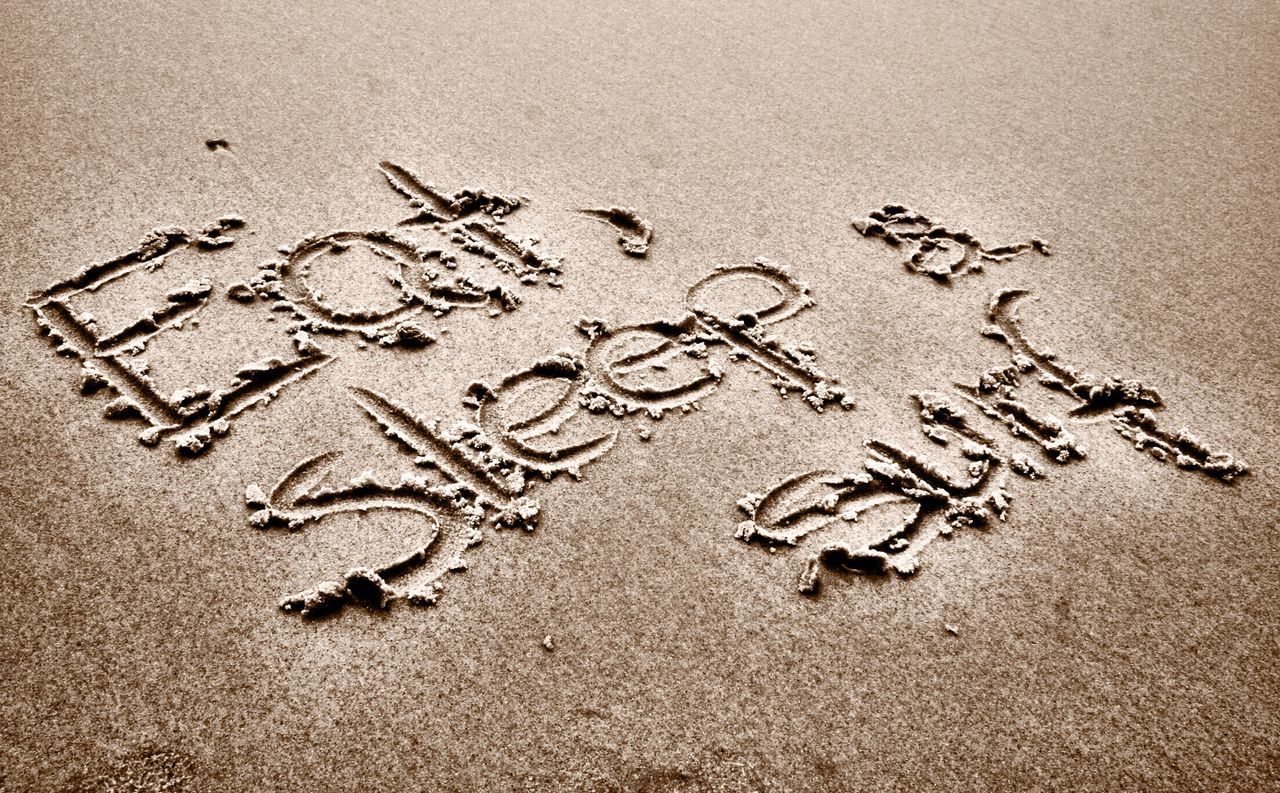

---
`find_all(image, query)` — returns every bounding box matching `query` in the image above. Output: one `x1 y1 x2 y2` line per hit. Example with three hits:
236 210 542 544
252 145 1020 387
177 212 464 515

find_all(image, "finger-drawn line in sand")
258 258 853 617
224 162 567 355
981 289 1245 480
250 449 487 617
380 161 522 223
580 315 725 417
579 259 853 416
25 220 332 456
852 204 1050 281
351 386 529 501
29 166 1252 615
250 387 543 617
233 229 517 352
738 288 1249 594
378 161 562 284
471 352 619 479
737 392 1012 587
579 206 653 257
27 161 577 456
686 262 853 411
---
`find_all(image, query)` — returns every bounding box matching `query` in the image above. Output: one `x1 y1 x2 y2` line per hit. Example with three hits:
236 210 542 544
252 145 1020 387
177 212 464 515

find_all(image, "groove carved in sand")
379 161 562 284
249 380 561 617
26 162 574 457
852 204 1050 281
27 168 1249 614
259 258 852 617
738 391 1011 587
251 450 484 617
579 206 653 257
579 258 854 416
25 219 332 456
228 162 566 355
738 288 1249 594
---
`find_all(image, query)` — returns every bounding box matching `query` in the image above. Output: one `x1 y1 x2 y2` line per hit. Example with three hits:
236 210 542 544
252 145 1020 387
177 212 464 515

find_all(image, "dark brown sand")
2 1 1278 790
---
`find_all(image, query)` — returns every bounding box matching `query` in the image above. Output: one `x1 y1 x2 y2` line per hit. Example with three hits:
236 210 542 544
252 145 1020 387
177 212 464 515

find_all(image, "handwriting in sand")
24 168 1249 616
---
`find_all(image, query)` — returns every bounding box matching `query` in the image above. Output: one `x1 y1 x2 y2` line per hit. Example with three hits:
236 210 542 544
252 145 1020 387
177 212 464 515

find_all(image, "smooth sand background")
2 0 1278 789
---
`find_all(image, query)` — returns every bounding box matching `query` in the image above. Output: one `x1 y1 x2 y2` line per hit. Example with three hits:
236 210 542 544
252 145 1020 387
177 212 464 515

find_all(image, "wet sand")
1 1 1278 790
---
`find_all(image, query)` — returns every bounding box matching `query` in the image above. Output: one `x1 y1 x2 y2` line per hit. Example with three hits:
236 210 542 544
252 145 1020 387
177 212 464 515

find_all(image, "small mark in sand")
204 138 230 151
579 206 653 257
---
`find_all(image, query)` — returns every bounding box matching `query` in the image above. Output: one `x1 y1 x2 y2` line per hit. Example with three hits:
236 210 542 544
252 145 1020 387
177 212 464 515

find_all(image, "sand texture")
2 0 1278 790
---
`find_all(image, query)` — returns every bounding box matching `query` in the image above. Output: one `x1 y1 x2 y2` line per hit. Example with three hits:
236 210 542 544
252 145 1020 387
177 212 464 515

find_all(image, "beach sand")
1 1 1277 790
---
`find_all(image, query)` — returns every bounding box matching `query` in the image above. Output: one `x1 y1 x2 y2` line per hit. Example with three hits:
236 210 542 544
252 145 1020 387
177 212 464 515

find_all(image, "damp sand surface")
1 1 1278 790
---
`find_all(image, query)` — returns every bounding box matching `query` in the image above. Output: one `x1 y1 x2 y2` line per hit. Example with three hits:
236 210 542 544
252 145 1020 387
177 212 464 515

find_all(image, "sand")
2 0 1278 790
